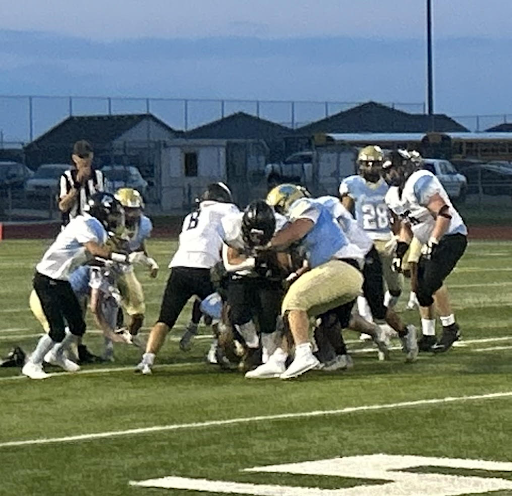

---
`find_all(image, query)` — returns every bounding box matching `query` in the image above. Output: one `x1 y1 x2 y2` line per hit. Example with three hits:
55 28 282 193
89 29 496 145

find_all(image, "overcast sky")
1 0 511 139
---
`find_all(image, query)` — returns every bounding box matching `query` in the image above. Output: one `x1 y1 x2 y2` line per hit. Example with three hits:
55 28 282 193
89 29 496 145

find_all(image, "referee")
59 140 104 226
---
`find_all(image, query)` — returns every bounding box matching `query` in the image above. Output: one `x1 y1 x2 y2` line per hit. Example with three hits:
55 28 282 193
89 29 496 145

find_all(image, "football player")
114 188 158 346
22 192 134 379
247 184 364 379
339 145 403 323
316 195 418 363
383 150 467 352
136 182 239 374
221 199 288 371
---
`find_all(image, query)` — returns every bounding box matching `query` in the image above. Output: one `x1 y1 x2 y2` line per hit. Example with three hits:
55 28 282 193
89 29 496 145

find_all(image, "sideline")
1 390 512 448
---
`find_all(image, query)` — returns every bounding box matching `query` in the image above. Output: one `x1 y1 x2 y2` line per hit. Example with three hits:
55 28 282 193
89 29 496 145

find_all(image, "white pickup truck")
422 158 468 202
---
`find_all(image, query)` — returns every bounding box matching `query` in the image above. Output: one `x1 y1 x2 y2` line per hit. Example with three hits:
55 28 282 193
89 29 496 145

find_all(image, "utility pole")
426 0 435 131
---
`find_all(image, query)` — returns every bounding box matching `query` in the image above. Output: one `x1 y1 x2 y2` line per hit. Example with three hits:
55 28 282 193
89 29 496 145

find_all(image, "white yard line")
1 390 512 449
0 361 196 383
474 346 512 352
455 267 512 273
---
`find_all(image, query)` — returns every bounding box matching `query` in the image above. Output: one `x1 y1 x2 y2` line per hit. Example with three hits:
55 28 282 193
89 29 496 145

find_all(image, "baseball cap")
73 140 93 158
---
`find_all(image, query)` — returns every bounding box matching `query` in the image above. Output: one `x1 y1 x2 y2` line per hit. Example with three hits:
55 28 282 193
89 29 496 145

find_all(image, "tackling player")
136 182 239 374
248 184 364 379
22 193 132 379
383 150 467 352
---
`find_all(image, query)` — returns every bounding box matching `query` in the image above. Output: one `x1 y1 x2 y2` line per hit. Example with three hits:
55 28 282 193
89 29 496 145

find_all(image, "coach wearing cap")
58 140 104 226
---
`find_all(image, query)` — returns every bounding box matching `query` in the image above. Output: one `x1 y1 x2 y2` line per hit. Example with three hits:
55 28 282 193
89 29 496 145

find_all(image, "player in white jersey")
383 150 467 353
136 183 239 374
114 188 159 345
22 192 133 379
340 145 403 323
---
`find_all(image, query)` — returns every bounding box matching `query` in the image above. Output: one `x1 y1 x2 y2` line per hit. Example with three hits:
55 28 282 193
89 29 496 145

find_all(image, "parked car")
101 165 148 196
0 161 33 189
422 158 468 202
462 163 512 196
25 163 69 198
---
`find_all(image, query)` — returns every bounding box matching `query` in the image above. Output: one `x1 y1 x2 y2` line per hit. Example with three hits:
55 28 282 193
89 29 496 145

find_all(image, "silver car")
25 163 69 198
101 165 148 196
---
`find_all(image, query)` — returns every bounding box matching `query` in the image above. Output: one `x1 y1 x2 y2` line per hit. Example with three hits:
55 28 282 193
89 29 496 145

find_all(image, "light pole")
426 0 435 131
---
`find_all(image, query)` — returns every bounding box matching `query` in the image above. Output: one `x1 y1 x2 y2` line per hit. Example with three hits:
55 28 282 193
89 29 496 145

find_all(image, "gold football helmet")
266 183 308 214
115 188 143 230
357 145 384 183
115 188 144 209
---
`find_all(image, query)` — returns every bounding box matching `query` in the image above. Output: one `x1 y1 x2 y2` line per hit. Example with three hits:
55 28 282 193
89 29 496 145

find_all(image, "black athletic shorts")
416 233 467 307
157 267 215 328
362 246 387 320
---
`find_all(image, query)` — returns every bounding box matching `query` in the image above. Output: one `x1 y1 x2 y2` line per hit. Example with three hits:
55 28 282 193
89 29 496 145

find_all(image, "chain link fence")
0 95 426 143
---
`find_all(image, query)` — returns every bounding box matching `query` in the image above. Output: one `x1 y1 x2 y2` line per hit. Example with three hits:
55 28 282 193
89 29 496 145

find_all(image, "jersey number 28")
362 203 389 230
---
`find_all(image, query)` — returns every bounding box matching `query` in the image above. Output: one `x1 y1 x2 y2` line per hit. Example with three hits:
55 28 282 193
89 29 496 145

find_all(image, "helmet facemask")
382 149 418 188
242 200 276 249
124 207 142 230
358 160 382 183
357 145 384 183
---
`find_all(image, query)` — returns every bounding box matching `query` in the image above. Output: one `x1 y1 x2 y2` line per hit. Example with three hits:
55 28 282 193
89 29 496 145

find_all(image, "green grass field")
1 238 512 496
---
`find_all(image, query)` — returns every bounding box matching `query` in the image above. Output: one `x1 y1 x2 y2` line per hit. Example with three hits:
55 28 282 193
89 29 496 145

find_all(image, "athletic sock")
384 291 400 309
235 321 259 349
142 352 155 366
31 334 55 365
421 318 436 336
440 314 456 327
357 296 373 323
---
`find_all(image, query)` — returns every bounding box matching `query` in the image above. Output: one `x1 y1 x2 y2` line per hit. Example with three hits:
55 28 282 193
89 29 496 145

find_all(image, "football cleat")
432 323 460 353
417 334 437 352
322 354 354 372
206 341 218 364
45 353 81 372
373 326 390 361
179 323 198 352
280 348 319 380
78 345 103 364
22 362 49 380
245 356 285 379
135 361 152 375
400 325 419 362
0 346 26 368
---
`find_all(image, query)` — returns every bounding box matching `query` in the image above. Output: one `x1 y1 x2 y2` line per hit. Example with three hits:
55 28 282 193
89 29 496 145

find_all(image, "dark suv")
0 161 33 190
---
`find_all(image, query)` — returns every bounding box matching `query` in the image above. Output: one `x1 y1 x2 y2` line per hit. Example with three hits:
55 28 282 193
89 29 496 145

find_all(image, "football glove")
392 241 410 273
421 237 439 260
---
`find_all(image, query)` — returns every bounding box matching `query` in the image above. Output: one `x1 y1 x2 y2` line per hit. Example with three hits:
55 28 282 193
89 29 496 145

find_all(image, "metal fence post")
29 96 34 142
